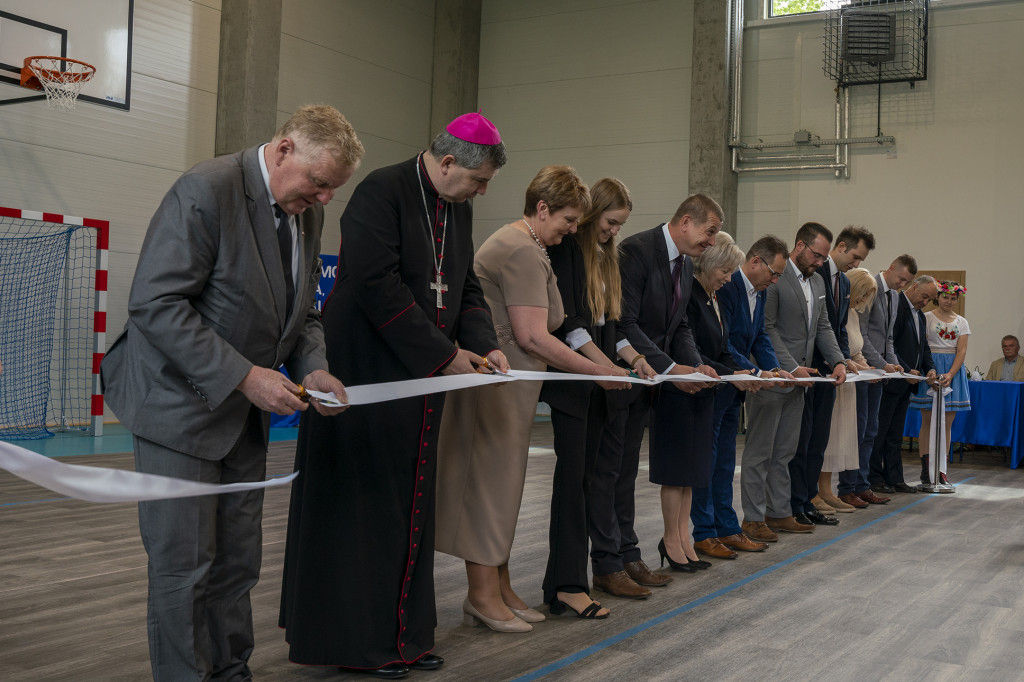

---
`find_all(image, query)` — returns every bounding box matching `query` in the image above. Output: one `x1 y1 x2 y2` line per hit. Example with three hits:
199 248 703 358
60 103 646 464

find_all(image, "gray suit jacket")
859 272 898 369
764 259 844 388
101 145 329 459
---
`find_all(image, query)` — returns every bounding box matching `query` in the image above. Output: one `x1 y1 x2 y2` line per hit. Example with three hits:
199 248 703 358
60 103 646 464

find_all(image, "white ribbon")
307 367 923 406
0 439 296 503
5 367 926 503
927 384 953 478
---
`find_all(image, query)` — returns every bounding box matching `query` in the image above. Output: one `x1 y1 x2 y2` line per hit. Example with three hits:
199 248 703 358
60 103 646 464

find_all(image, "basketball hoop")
20 56 97 111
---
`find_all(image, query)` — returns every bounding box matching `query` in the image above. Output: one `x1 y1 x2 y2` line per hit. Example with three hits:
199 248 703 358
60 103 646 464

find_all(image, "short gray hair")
428 130 508 170
273 104 365 168
913 274 936 286
695 232 744 276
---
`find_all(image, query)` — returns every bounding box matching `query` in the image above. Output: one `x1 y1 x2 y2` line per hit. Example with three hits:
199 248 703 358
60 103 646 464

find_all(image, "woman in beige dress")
436 166 629 633
816 267 877 511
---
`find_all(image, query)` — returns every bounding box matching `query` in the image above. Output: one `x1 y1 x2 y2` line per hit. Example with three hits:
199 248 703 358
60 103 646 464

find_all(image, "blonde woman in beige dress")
817 267 877 511
436 166 629 633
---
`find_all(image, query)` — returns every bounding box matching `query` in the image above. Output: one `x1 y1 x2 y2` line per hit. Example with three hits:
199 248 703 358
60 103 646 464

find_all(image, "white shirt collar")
257 144 276 210
789 258 807 283
662 223 681 262
827 255 838 278
879 272 892 294
739 267 756 296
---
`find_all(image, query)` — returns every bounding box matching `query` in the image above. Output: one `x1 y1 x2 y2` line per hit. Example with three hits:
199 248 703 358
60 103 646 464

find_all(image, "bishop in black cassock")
279 114 508 675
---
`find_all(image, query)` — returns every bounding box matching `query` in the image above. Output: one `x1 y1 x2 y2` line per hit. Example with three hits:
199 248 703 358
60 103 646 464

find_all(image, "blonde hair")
847 267 878 313
575 178 632 321
273 104 365 168
694 231 744 277
523 165 591 217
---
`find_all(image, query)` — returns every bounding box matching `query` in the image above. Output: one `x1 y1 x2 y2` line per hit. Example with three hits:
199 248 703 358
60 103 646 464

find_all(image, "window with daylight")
771 0 828 17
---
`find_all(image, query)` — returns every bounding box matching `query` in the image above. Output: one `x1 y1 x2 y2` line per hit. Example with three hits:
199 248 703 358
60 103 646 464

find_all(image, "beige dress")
435 225 565 566
822 308 863 472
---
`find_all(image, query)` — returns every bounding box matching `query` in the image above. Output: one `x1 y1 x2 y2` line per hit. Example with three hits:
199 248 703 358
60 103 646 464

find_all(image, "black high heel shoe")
688 558 712 570
658 538 697 573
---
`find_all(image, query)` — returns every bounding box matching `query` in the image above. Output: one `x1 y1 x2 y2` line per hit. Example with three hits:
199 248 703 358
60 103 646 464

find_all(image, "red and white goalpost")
0 207 109 438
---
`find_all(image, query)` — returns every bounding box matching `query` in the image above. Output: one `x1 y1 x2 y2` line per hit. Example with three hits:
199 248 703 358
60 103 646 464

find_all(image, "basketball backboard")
0 0 133 109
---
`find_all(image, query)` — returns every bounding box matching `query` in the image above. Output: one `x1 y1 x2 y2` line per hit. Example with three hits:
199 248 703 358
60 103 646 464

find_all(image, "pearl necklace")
521 218 549 261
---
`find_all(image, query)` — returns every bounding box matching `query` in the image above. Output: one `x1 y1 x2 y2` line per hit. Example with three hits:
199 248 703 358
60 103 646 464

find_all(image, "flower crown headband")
938 280 966 296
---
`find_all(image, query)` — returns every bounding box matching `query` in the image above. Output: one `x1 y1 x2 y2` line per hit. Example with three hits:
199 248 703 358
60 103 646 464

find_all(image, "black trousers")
543 387 603 603
870 385 911 486
789 382 836 515
587 387 650 576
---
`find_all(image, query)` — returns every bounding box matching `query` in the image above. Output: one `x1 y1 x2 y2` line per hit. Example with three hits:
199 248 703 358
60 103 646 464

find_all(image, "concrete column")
430 0 482 138
688 0 737 235
215 0 282 156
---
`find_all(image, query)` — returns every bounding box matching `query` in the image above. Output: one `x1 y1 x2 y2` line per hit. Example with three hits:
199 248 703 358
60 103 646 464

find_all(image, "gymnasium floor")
2 423 1022 681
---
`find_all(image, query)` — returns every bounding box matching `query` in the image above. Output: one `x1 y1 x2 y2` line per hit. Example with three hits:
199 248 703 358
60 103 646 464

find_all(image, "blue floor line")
511 477 975 682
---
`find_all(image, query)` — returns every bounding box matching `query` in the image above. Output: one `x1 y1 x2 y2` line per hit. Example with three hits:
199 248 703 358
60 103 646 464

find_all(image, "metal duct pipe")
737 151 836 162
731 135 895 149
729 0 744 144
734 163 847 173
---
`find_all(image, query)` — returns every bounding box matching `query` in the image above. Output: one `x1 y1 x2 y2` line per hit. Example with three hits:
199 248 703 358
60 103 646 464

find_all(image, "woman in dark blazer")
654 233 752 571
540 178 659 613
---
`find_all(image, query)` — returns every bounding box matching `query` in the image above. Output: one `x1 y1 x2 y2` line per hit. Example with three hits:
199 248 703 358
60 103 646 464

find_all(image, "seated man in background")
986 335 1024 381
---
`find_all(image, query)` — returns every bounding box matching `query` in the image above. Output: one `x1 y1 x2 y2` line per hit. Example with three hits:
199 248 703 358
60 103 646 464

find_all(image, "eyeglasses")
807 247 828 263
760 257 782 281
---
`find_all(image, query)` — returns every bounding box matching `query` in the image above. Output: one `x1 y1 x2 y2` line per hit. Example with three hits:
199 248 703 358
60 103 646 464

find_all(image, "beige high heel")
508 606 546 623
462 597 532 633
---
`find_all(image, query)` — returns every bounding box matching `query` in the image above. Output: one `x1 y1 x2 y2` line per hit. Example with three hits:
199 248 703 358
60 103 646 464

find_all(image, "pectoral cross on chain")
430 272 448 309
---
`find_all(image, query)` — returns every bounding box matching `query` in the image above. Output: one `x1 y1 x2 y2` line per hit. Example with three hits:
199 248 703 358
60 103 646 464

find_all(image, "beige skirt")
434 379 542 566
822 382 859 472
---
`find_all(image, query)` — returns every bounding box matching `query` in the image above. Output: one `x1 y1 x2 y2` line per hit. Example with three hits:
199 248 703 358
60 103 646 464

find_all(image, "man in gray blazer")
837 255 917 502
101 105 363 681
740 223 846 540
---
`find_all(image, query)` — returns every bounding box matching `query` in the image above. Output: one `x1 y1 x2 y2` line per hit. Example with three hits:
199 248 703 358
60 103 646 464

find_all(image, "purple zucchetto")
446 112 502 145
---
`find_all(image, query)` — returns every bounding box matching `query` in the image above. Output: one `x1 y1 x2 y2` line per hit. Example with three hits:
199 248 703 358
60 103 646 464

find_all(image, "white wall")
476 0 695 247
736 0 1024 370
279 0 435 252
0 0 435 421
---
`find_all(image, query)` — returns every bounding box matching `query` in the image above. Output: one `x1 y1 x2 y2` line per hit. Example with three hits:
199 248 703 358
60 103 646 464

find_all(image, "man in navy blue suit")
789 226 875 526
692 235 793 552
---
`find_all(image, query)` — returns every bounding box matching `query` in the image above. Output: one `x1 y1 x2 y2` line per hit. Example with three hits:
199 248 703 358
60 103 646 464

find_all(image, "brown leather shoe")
719 533 768 552
857 489 891 505
765 515 815 533
593 570 652 599
820 491 856 512
694 537 738 559
624 559 673 587
838 493 869 508
741 520 779 543
811 495 836 514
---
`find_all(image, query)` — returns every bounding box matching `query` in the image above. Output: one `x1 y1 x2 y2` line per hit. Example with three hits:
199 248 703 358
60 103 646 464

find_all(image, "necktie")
669 255 683 320
833 272 840 307
886 289 893 328
275 206 294 320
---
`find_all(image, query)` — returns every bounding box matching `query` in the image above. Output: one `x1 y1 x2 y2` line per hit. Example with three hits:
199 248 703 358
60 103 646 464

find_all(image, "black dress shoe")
793 513 815 526
344 663 410 679
871 484 895 494
804 509 840 526
409 654 444 671
892 482 918 493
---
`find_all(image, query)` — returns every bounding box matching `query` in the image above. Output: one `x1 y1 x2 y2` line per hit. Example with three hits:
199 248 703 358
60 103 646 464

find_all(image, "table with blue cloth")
904 380 1024 468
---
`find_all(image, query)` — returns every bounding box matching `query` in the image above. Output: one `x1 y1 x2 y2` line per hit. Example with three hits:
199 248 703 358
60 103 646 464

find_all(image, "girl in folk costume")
909 280 970 484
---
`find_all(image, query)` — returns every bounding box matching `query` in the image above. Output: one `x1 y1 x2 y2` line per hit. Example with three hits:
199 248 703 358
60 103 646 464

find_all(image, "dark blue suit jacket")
811 259 851 373
619 225 702 373
887 292 934 395
717 269 780 373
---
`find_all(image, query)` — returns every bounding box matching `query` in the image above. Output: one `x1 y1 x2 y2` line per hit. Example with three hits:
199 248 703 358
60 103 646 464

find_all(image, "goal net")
0 208 108 439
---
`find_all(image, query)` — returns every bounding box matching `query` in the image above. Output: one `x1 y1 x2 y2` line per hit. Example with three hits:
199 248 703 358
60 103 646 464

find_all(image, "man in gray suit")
840 255 917 500
101 105 364 681
740 223 847 540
